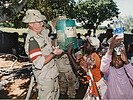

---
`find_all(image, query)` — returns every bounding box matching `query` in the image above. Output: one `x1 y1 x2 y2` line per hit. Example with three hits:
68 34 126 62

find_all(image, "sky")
114 0 133 16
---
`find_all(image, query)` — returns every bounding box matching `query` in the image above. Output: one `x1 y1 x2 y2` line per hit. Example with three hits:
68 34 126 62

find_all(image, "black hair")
110 50 126 66
83 39 96 55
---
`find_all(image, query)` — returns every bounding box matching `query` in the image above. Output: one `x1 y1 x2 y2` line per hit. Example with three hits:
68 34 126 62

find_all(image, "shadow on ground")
0 77 88 99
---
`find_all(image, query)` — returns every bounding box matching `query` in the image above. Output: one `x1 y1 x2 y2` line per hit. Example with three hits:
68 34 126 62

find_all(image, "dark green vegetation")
0 0 119 29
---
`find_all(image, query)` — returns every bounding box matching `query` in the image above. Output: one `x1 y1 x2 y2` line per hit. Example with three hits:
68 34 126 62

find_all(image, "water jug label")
57 30 65 42
65 27 76 38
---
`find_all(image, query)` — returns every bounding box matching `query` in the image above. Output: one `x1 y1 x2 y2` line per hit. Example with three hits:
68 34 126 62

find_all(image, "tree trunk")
0 0 27 22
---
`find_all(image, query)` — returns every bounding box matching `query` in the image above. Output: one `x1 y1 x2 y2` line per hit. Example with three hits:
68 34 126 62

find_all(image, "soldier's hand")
53 48 63 55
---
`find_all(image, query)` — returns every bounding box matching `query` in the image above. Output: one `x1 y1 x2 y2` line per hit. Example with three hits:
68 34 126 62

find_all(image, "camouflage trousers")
56 54 79 98
37 77 59 100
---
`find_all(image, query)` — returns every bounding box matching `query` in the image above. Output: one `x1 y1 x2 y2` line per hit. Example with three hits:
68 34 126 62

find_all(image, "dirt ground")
0 54 87 99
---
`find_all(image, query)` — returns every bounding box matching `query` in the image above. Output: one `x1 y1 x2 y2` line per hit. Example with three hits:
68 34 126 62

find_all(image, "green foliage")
0 22 14 27
75 0 120 29
1 0 119 29
122 16 133 31
8 0 76 28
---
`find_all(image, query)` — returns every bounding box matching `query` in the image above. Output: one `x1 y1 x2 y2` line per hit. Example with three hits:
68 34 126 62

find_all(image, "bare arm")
66 43 82 76
100 36 121 74
100 54 112 75
120 47 130 64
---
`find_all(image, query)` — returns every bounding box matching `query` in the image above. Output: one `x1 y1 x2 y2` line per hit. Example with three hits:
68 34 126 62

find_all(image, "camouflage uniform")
56 53 79 98
25 29 59 100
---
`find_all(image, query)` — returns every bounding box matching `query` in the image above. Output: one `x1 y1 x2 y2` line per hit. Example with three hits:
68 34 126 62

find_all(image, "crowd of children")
73 29 133 99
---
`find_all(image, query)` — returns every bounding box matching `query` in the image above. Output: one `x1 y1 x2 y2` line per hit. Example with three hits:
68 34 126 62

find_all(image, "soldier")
49 17 82 99
56 52 81 98
23 9 63 100
55 41 82 98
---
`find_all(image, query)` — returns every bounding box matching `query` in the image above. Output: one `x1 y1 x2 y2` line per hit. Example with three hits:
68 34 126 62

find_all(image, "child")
100 36 133 99
79 38 107 100
66 37 107 99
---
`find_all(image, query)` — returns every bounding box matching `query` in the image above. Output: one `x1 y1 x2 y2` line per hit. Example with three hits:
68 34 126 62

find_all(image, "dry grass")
0 27 106 36
76 28 105 36
0 27 28 35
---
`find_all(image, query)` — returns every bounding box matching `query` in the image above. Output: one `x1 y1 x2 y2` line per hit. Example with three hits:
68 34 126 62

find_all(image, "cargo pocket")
63 55 70 65
38 80 54 91
38 80 55 100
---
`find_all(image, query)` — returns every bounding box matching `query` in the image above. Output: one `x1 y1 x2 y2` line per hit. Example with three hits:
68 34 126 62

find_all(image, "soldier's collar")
28 29 41 38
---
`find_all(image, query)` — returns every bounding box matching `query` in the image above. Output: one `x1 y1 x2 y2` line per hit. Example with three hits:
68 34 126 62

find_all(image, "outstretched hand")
67 43 73 55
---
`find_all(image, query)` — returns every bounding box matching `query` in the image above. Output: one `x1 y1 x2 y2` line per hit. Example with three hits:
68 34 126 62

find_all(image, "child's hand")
80 60 88 71
109 36 121 49
66 43 73 55
107 36 122 55
120 48 129 64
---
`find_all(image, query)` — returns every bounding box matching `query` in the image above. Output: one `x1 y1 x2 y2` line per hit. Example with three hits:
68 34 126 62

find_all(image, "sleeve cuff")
104 53 112 59
34 56 45 69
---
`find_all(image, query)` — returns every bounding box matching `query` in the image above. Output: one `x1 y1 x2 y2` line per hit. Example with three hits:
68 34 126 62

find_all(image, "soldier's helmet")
22 9 46 23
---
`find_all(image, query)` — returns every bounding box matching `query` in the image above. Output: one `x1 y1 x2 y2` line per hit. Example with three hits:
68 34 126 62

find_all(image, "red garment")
80 52 103 98
90 52 102 82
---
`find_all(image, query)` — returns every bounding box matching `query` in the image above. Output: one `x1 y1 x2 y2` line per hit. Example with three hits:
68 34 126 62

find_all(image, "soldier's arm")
28 37 62 69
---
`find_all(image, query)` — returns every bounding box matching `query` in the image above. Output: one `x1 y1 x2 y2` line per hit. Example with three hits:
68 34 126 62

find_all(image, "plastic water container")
113 18 124 39
114 44 124 55
131 57 133 66
56 19 78 51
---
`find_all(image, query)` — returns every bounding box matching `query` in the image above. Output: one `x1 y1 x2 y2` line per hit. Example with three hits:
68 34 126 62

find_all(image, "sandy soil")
0 54 34 99
0 54 87 99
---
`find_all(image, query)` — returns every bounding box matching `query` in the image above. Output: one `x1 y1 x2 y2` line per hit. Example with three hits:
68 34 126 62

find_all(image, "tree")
74 0 120 30
122 16 133 32
0 0 27 22
0 0 76 28
0 0 120 30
